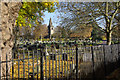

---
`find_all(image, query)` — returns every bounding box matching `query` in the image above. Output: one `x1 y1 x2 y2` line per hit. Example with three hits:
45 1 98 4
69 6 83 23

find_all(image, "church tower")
48 18 54 39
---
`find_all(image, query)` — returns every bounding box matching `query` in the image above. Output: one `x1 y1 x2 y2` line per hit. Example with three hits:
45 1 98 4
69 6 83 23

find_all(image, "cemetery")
0 1 120 80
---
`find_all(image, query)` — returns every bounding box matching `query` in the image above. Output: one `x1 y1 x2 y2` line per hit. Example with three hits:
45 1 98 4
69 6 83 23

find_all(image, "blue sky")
42 6 105 29
42 10 61 27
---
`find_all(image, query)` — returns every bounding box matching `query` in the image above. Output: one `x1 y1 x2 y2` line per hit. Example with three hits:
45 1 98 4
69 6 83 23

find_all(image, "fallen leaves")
10 56 74 79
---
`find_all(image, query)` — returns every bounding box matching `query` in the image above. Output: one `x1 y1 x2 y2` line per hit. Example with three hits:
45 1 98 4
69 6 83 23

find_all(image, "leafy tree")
16 2 57 28
0 2 58 78
18 25 33 40
52 26 67 40
91 23 104 40
52 26 62 39
112 26 120 38
70 24 93 39
33 24 48 40
15 2 58 41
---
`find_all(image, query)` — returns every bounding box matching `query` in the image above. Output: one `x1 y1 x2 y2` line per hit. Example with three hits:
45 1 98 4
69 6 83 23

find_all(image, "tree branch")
105 2 110 27
89 14 106 33
110 25 118 32
110 2 120 31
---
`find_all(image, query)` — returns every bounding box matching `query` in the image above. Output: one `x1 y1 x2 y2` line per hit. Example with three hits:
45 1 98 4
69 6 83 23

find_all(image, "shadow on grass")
67 59 120 80
81 60 120 80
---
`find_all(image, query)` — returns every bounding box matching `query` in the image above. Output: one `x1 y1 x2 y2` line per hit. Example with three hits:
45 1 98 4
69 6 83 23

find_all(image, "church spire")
48 18 54 40
49 18 52 26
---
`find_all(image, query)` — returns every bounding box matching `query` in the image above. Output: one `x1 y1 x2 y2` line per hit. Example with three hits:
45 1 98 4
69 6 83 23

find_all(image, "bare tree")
59 2 120 45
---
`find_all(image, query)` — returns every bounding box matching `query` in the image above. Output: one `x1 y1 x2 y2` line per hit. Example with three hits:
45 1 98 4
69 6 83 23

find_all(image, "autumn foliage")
70 24 93 39
33 24 48 40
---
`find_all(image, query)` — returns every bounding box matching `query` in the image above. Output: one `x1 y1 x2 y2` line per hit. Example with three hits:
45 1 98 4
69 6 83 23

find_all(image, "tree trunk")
0 2 22 78
106 31 112 45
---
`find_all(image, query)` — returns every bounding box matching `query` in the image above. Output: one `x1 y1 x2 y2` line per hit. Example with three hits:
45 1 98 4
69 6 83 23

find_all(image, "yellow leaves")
19 24 22 27
89 37 92 40
51 2 54 4
35 0 38 2
29 69 33 72
29 23 32 28
32 16 33 18
44 2 48 6
36 20 39 24
10 55 73 78
23 24 26 27
15 20 17 26
64 11 66 14
101 35 106 40
90 44 92 46
36 22 39 25
16 2 57 29
57 2 59 3
22 5 26 8
77 12 80 14
83 7 86 10
40 17 43 21
21 20 23 23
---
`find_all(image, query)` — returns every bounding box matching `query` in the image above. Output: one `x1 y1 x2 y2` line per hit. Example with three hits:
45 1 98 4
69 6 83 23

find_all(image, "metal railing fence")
0 41 120 80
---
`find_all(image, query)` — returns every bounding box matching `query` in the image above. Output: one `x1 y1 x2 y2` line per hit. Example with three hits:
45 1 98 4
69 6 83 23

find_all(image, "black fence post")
103 45 107 78
40 48 44 80
75 41 78 80
6 54 8 80
118 38 120 67
91 43 95 80
12 49 14 80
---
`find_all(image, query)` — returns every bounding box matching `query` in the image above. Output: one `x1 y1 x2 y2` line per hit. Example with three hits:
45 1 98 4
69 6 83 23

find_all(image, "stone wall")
0 2 22 78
